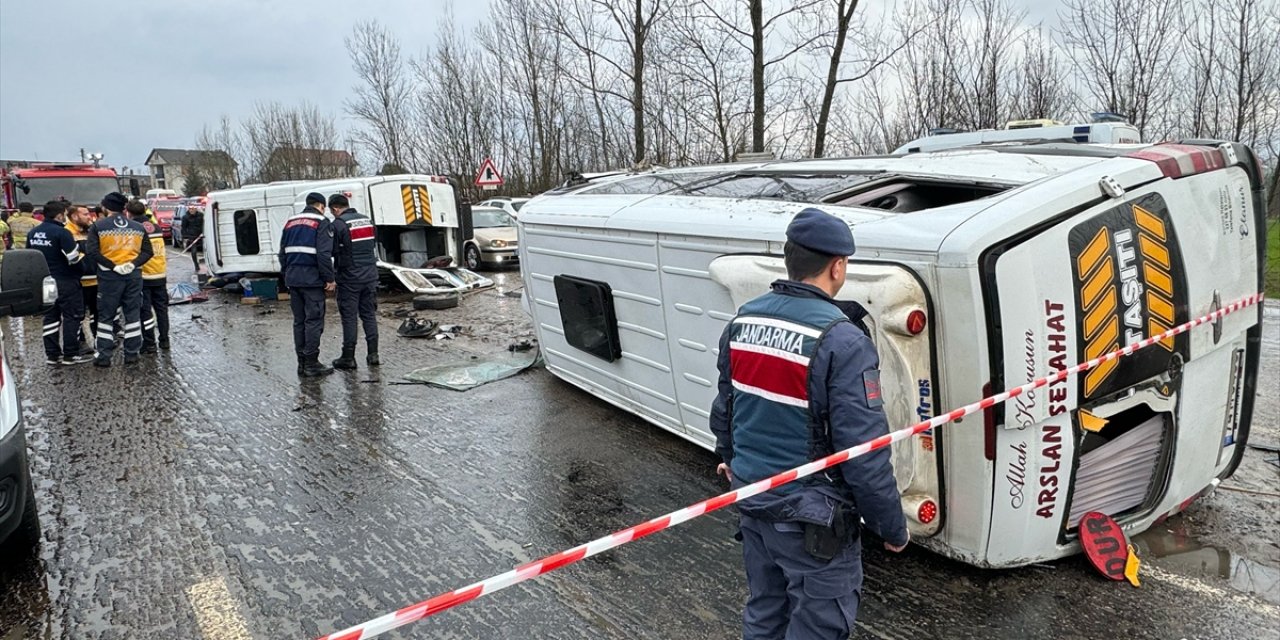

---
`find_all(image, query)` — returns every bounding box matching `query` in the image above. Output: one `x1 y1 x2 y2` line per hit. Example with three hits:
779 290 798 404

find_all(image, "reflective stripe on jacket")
332 209 378 284
278 207 334 288
87 213 152 272
139 216 167 282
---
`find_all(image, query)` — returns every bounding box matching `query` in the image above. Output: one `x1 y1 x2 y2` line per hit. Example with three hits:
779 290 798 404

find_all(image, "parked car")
476 196 530 219
467 207 518 270
0 250 56 552
149 197 183 240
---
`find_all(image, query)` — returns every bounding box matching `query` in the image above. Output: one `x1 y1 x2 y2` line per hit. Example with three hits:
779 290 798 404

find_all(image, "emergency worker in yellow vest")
86 192 153 366
65 205 99 351
7 202 39 248
127 200 170 351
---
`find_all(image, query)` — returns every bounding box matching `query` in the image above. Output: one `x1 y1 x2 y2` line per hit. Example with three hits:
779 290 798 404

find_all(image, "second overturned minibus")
517 140 1267 567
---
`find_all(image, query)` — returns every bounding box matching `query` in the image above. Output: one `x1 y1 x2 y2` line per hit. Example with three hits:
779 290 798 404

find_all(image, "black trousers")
42 277 84 359
289 286 326 359
96 272 143 358
337 280 378 353
140 282 169 347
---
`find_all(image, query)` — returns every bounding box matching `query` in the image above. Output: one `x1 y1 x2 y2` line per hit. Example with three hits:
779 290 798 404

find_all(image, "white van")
204 175 489 291
0 250 57 552
517 140 1266 567
893 121 1141 154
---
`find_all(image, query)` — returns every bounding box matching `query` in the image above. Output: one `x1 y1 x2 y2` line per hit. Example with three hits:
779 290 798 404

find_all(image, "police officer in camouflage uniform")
279 192 335 377
710 208 909 640
327 193 379 369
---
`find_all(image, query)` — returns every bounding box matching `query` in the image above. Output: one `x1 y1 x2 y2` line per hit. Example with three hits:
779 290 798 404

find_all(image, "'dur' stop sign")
1079 511 1133 582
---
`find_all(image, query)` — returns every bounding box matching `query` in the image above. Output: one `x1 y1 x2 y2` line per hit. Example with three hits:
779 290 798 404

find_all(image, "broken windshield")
581 171 726 196
680 173 878 202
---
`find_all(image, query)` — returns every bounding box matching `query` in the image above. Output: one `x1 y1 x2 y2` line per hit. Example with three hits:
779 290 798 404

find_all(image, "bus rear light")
906 309 927 335
903 494 941 530
917 499 938 524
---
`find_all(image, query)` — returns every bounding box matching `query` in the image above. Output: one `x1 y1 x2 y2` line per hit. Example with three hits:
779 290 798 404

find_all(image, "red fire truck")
1 163 120 211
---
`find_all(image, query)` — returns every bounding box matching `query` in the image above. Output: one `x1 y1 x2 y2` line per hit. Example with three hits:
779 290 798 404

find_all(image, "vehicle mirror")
0 250 53 317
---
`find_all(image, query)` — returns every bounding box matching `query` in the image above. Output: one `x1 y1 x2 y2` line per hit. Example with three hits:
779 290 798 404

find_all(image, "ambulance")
517 140 1267 567
203 175 491 292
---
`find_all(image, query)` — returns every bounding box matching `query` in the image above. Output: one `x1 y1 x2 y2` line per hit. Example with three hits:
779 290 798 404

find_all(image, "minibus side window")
233 209 260 255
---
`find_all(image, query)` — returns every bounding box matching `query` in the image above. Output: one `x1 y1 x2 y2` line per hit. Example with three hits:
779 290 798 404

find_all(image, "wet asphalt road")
1 254 1278 640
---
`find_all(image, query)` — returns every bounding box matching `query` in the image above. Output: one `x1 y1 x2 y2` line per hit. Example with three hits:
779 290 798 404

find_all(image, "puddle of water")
1131 523 1280 605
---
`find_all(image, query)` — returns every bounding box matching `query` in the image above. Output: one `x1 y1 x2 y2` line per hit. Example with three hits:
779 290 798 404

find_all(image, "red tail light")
917 499 938 525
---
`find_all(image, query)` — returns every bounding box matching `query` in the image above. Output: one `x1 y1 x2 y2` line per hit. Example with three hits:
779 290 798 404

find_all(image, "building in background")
144 148 239 194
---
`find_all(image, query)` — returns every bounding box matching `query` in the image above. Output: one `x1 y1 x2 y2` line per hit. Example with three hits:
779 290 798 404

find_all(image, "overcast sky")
0 0 488 172
1 0 1058 173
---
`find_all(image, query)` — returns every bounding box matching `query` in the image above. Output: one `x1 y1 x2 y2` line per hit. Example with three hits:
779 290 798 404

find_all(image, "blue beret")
305 192 327 205
786 208 855 256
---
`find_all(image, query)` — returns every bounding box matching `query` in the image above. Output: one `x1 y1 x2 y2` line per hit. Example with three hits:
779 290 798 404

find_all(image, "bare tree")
1011 27 1076 120
698 0 824 154
1060 0 1182 138
195 115 245 188
345 20 414 171
549 0 667 165
241 102 347 182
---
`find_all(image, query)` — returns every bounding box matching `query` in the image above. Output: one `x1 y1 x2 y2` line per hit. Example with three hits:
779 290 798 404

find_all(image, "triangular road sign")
474 157 504 187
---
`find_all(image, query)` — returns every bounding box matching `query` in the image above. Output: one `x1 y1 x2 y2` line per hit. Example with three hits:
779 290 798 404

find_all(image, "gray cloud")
0 0 484 171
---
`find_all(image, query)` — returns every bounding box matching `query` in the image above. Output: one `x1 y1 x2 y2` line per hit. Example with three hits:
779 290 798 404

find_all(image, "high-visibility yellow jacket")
65 220 97 287
138 215 167 282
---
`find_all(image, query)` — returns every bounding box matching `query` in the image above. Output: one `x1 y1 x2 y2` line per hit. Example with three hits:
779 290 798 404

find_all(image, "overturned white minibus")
518 141 1267 567
204 175 491 291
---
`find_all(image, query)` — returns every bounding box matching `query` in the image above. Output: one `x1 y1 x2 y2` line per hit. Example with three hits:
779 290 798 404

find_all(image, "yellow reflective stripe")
1132 204 1166 241
1076 226 1110 278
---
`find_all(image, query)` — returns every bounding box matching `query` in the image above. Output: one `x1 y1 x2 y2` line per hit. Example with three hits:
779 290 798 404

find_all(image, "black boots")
366 339 379 367
300 354 334 378
332 348 358 370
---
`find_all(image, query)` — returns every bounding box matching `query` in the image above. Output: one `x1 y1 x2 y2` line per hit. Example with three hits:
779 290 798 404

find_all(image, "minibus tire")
413 292 460 311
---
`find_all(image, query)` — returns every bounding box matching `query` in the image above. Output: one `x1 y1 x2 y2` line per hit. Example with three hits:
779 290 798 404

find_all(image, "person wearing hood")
709 208 909 640
86 192 153 366
279 192 336 377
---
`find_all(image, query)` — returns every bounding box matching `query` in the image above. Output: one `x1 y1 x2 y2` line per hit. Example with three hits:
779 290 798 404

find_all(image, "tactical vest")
280 210 325 273
727 291 849 490
334 209 377 282
139 217 167 282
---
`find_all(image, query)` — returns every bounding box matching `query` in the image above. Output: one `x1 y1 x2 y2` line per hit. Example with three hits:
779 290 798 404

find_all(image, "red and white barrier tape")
318 291 1265 640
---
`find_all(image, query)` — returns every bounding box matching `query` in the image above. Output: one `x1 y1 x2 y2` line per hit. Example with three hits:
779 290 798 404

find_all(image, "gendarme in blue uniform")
710 208 908 640
330 199 379 368
278 200 335 373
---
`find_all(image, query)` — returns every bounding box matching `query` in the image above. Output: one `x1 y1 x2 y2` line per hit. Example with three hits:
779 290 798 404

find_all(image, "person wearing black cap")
27 200 92 365
279 192 336 377
709 208 908 640
86 192 154 366
327 193 380 370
